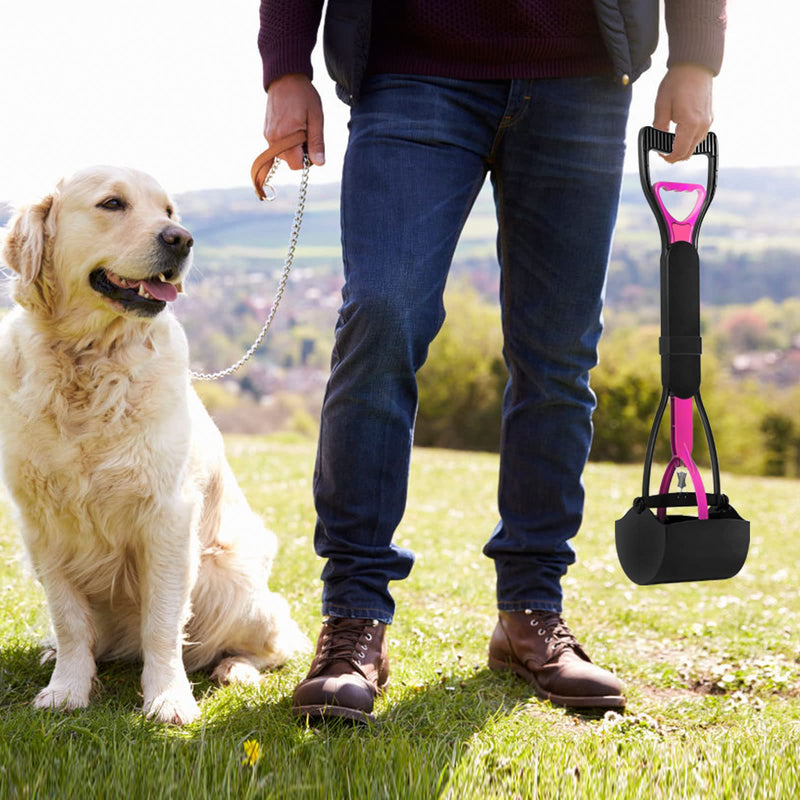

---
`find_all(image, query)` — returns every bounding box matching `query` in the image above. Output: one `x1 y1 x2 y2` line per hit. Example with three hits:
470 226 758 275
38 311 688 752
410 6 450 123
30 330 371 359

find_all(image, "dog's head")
1 166 192 321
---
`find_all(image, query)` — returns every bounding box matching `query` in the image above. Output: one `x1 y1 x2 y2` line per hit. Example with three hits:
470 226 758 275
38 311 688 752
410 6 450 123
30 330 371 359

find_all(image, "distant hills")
2 168 800 446
176 165 800 308
2 165 800 308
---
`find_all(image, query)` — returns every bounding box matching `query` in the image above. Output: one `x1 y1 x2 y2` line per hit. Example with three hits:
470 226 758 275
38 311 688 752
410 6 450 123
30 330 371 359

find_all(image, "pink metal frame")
657 397 708 521
653 181 708 521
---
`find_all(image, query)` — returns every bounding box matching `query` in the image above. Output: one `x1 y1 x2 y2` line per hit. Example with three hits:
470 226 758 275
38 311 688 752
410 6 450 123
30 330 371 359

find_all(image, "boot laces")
528 611 581 658
320 618 377 666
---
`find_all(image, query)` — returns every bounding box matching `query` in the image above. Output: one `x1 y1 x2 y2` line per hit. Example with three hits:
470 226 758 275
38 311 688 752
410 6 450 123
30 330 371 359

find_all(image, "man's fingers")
306 101 325 166
280 144 307 171
664 120 710 163
652 90 677 162
652 96 672 135
263 127 309 171
662 123 691 163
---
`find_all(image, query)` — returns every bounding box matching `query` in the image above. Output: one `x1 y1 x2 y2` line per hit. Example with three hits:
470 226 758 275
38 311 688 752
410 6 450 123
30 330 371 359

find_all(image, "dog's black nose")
159 226 193 258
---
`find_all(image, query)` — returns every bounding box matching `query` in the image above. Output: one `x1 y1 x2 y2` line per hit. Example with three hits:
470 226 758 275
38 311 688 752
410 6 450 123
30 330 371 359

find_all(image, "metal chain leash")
190 154 310 381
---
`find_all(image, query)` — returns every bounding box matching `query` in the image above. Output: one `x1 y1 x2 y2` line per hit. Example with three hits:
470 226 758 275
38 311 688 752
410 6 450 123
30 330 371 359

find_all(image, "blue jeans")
313 74 631 623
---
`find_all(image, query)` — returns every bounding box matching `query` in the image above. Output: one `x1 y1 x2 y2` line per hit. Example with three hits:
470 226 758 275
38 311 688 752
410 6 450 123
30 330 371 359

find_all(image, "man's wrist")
667 63 715 77
267 73 313 92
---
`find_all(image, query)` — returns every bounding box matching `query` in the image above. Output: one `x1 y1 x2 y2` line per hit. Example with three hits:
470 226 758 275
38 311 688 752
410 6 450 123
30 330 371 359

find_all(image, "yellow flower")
242 739 262 767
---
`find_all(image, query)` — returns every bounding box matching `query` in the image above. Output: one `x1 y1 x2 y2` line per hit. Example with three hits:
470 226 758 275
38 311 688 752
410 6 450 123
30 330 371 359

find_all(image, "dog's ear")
2 194 57 287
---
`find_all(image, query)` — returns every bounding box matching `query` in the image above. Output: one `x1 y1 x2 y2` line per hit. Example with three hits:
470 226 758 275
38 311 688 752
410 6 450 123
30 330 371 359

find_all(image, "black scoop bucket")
615 127 750 586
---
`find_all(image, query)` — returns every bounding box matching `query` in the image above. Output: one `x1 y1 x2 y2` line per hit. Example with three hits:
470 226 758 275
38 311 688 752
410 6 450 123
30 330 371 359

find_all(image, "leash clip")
263 182 278 203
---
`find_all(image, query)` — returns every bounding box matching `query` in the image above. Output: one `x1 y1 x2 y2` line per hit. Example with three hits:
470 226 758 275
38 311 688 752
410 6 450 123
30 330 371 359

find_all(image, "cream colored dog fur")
0 167 307 724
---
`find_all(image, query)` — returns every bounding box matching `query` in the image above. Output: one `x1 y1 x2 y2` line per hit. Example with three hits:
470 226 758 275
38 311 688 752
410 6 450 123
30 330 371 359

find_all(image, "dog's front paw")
34 683 91 712
143 684 200 725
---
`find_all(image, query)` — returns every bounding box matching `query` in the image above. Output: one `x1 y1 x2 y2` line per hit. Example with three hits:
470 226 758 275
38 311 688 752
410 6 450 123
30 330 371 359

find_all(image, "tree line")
415 287 800 478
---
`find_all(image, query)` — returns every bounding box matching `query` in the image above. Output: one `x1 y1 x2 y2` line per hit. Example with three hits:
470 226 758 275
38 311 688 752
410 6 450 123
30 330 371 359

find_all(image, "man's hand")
653 64 714 163
264 73 325 170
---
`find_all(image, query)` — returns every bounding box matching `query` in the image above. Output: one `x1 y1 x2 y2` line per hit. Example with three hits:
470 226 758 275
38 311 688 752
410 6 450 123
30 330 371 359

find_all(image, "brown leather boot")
292 617 389 723
488 610 625 709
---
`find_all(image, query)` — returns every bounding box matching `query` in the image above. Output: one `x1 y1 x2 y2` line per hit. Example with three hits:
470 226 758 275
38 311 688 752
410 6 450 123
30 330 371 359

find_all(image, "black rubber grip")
659 336 702 355
660 241 701 397
639 127 718 158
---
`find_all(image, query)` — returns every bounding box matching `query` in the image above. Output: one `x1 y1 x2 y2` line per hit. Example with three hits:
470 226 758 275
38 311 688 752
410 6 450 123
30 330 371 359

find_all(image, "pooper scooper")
614 126 750 586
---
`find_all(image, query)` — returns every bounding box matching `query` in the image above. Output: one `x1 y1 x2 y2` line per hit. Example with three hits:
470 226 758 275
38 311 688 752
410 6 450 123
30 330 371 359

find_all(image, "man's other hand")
653 64 714 163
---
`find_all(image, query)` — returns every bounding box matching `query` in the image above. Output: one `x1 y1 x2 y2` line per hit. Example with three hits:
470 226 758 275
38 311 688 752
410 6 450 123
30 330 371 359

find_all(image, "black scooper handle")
638 126 719 399
638 126 718 251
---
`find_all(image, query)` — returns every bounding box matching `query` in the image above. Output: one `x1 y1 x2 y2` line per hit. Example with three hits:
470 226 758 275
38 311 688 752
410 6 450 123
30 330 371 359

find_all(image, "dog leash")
190 131 310 381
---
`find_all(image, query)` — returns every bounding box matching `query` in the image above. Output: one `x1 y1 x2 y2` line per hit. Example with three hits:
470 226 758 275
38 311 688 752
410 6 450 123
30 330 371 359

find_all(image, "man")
258 1 725 722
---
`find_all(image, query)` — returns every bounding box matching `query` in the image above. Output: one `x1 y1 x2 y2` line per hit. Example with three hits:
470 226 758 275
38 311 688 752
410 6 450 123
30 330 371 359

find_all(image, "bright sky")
0 0 793 204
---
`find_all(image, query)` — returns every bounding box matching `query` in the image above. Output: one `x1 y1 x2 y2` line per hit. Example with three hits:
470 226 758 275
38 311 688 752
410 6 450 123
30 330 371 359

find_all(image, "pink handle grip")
653 182 707 244
657 397 708 521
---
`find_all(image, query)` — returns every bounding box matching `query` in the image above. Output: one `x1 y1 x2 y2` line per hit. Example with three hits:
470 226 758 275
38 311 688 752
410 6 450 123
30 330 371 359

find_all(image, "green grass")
2 435 799 798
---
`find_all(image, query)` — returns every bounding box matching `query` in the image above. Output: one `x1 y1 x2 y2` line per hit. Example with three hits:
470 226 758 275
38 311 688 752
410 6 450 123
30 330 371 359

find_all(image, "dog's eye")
166 206 174 218
97 198 126 211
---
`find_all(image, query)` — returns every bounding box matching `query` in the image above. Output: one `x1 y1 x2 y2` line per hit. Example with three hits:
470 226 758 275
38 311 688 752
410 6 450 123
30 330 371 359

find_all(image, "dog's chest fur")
0 309 193 597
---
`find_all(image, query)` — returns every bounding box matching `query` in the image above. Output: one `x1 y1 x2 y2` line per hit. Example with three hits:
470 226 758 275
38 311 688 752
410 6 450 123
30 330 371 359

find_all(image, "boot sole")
292 679 388 726
293 703 375 724
488 656 626 710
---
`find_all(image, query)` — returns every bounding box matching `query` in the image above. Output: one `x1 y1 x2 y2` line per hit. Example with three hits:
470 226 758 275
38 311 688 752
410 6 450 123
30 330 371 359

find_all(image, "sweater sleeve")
258 0 325 91
664 0 726 75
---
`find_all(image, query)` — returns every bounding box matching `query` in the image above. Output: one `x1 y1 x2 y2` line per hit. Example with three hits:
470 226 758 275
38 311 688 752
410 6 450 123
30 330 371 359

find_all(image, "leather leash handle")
250 130 308 200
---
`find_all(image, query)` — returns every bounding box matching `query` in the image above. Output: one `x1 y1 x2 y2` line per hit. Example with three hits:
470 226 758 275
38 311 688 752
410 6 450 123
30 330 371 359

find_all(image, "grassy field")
1 434 799 798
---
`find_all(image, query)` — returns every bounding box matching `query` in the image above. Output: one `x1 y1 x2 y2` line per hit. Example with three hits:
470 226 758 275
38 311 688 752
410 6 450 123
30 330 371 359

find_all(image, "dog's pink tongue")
142 279 178 302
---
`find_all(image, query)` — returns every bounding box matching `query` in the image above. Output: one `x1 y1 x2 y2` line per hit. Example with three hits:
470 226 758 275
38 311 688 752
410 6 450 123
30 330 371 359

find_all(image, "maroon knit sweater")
259 1 726 91
367 1 611 80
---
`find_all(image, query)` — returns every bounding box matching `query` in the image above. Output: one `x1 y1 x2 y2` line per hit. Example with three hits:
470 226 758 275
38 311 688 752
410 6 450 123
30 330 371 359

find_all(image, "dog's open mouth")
90 268 180 316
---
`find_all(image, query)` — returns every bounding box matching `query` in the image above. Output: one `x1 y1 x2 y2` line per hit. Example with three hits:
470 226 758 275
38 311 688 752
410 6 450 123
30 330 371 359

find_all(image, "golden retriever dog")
0 167 308 724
